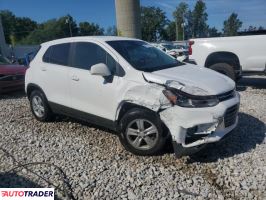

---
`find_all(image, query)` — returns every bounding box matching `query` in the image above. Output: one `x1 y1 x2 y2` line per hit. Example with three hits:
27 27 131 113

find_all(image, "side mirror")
162 48 166 52
90 63 111 77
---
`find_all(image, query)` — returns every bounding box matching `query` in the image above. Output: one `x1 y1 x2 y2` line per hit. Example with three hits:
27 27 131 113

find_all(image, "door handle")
41 67 46 71
71 75 79 81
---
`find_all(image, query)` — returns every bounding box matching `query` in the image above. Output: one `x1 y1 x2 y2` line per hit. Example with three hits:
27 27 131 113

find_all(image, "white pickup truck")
188 35 266 81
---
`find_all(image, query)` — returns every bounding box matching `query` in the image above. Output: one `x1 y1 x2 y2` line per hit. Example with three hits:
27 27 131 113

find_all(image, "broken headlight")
163 89 219 108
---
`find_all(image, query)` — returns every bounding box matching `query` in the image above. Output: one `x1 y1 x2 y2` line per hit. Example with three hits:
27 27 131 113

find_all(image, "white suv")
25 36 240 157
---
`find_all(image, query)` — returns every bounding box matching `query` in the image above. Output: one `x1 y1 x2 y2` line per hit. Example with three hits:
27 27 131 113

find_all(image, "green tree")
14 17 37 41
184 10 194 39
79 22 104 36
20 15 78 44
0 10 37 44
20 19 60 44
247 25 257 31
192 0 208 38
164 21 176 41
57 15 78 37
141 6 169 42
223 13 242 36
173 2 188 40
0 10 16 44
207 26 221 37
105 25 117 36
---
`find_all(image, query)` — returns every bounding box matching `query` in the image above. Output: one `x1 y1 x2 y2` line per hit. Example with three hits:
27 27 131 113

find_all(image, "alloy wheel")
32 95 45 118
126 119 159 150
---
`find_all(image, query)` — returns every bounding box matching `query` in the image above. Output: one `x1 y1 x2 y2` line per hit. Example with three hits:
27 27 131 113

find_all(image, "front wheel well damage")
116 102 156 124
116 102 170 138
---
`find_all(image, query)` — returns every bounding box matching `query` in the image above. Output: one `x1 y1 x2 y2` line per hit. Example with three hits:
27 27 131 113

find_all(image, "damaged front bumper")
172 117 238 158
159 93 240 158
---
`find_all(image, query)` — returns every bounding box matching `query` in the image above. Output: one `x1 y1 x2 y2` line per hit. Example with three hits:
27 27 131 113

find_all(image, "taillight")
189 40 194 55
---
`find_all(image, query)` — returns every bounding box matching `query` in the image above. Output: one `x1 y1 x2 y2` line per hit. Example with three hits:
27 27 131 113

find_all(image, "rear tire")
119 108 166 156
30 90 54 122
210 63 236 81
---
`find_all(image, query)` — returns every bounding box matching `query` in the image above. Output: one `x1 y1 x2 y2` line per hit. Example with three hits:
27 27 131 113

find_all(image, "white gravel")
0 77 265 200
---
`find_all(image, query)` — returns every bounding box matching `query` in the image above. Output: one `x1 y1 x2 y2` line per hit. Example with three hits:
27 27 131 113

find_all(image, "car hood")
142 63 235 95
0 64 27 75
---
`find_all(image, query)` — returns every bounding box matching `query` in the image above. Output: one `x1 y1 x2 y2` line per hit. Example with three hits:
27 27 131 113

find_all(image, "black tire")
210 63 236 81
30 90 54 122
119 108 167 156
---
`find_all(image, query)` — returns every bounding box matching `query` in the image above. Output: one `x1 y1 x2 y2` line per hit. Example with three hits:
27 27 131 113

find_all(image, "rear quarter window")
42 43 71 66
42 46 52 63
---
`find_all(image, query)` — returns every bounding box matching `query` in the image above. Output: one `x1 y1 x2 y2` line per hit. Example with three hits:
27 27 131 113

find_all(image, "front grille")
217 90 235 102
224 104 239 127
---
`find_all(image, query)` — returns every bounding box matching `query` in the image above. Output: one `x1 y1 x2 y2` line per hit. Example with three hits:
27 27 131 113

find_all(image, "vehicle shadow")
187 112 265 163
54 115 118 135
0 172 42 188
53 112 265 162
0 90 26 100
236 76 266 91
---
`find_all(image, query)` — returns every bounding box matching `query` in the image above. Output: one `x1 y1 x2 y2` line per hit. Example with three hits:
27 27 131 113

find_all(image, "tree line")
0 10 111 45
0 0 264 45
142 0 263 41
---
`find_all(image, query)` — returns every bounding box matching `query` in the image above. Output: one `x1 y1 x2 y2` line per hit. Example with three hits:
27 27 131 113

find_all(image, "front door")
68 41 122 123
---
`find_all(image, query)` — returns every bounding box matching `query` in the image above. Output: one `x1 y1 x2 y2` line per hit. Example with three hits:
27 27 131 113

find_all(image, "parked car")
189 35 266 81
25 36 240 157
17 51 39 67
0 54 27 94
151 42 188 62
174 44 188 52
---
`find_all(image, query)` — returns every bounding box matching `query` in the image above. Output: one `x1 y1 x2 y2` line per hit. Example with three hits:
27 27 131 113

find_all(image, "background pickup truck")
188 35 266 81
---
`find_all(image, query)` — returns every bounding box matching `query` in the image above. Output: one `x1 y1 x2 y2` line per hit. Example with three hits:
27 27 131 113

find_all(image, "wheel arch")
205 51 241 71
115 101 170 136
26 83 46 99
116 102 157 124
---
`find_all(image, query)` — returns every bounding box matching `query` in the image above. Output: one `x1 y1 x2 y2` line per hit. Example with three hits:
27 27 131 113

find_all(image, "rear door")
40 43 71 107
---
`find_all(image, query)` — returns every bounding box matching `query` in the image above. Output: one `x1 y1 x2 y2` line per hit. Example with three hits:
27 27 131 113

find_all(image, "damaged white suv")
25 36 240 157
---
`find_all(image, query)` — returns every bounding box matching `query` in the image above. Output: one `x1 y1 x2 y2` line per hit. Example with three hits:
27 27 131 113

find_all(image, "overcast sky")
1 0 265 31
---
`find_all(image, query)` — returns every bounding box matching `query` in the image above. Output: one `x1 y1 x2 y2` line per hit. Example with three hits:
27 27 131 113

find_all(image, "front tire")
119 108 166 156
210 63 236 81
30 90 54 122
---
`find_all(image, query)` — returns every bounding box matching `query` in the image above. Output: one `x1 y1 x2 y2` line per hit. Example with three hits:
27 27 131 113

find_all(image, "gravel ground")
0 77 265 200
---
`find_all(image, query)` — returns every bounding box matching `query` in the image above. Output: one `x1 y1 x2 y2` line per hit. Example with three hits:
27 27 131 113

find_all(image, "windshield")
0 55 12 65
107 40 182 72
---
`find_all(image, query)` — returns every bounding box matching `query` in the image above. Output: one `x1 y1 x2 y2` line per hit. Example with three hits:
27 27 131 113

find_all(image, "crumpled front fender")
121 84 171 111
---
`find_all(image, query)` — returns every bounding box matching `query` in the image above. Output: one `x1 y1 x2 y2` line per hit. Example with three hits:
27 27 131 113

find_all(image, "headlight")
163 89 219 108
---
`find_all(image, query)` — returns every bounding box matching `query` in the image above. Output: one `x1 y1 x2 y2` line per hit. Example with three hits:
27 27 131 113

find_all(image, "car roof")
41 36 141 46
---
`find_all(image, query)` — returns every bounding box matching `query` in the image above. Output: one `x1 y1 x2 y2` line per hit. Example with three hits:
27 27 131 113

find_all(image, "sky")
1 0 266 31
